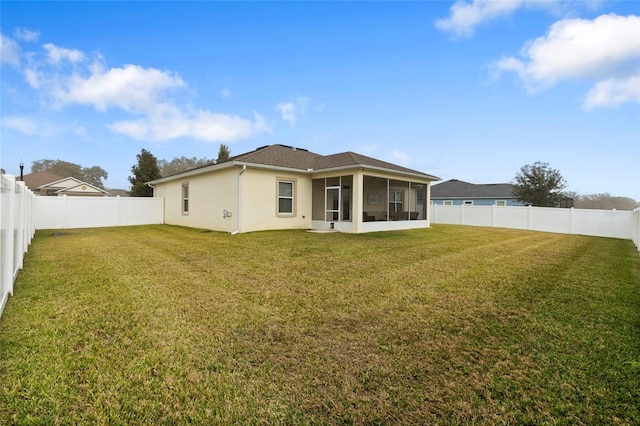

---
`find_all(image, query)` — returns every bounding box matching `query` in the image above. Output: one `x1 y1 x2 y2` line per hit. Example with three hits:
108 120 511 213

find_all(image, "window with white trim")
182 183 189 214
389 190 404 212
495 200 507 206
277 180 294 215
463 200 473 205
443 200 453 206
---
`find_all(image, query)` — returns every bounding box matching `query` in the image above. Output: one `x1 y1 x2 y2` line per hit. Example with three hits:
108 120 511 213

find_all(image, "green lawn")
1 225 639 424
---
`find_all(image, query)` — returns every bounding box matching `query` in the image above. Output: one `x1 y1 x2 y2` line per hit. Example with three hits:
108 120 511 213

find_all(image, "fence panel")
34 196 164 229
1 175 36 318
493 206 529 230
432 204 638 252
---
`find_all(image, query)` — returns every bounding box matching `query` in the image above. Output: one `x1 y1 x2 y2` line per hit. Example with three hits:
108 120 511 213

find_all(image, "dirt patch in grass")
1 225 639 424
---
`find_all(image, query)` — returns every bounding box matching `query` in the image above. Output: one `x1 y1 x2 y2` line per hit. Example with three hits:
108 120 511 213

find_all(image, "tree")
563 191 640 211
216 144 230 163
31 159 108 189
158 156 212 177
129 149 161 197
512 162 567 207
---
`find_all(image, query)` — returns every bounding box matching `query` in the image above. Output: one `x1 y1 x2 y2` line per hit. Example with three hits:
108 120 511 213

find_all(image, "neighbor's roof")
151 144 440 184
22 171 65 190
430 179 516 199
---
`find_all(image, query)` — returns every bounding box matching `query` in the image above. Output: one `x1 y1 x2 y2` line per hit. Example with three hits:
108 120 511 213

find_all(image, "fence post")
569 207 575 235
491 204 496 228
527 205 532 230
460 204 465 225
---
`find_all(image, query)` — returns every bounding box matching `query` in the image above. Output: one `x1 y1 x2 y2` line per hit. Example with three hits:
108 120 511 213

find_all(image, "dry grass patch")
1 225 639 424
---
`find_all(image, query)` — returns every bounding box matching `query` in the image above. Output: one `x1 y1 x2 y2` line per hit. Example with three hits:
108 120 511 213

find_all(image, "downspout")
230 165 246 235
145 182 155 196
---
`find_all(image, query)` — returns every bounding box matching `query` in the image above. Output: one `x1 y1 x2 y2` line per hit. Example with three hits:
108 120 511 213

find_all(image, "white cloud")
5 38 270 143
1 115 37 135
24 68 41 89
14 28 40 42
276 95 312 127
276 102 297 126
58 64 186 112
584 75 640 109
108 107 269 142
0 33 21 67
43 43 86 65
493 14 640 108
435 0 606 37
390 150 413 168
435 0 544 37
107 119 150 140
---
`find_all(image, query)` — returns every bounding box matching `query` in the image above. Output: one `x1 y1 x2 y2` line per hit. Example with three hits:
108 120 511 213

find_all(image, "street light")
19 160 24 181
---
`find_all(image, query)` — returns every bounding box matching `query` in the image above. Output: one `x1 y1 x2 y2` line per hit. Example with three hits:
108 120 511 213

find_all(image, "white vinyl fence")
1 175 36 317
34 195 163 229
1 174 164 318
432 204 640 252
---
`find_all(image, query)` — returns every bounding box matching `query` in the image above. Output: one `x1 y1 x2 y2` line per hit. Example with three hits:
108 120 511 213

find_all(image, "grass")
1 224 639 425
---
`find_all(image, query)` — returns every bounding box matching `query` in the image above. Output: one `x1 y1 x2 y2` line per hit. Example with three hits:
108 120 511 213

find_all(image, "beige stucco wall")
154 167 238 232
240 168 312 232
154 166 313 233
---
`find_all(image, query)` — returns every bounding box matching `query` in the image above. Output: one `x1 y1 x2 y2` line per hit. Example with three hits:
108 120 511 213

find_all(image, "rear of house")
149 144 440 234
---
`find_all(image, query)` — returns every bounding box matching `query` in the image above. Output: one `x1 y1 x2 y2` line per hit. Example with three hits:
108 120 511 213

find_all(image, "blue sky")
2 1 639 200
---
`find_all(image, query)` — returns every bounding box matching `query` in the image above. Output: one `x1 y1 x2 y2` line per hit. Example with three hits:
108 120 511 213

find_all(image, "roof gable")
431 179 516 198
39 176 84 190
57 182 109 195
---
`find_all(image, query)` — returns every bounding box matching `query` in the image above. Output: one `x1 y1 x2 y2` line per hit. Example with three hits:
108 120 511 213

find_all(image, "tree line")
22 151 638 210
128 144 230 196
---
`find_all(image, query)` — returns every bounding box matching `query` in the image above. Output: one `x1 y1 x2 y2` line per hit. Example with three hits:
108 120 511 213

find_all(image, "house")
148 144 440 234
430 179 524 206
23 172 110 196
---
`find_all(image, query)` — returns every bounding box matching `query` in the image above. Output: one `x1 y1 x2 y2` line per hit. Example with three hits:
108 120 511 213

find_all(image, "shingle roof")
431 179 516 198
225 144 319 170
151 144 439 184
22 172 65 190
232 144 438 179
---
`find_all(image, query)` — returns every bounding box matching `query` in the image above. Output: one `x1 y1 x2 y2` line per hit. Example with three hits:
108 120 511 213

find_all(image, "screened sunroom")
310 172 432 233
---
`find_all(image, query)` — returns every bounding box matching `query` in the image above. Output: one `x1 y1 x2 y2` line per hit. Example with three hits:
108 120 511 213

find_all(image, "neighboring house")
107 189 130 197
22 172 109 196
149 144 440 234
431 179 524 206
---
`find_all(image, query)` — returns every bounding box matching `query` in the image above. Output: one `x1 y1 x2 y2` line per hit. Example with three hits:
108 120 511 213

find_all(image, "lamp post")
19 160 24 181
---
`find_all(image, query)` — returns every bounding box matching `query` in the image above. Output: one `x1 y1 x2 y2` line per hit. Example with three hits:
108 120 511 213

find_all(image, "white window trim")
181 182 189 215
463 200 474 205
495 200 507 206
276 177 296 217
443 200 453 206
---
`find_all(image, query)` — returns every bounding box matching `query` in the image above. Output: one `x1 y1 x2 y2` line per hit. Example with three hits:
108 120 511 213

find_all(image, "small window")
463 200 473 205
495 200 507 206
277 179 294 215
182 183 189 214
389 190 404 212
443 200 453 206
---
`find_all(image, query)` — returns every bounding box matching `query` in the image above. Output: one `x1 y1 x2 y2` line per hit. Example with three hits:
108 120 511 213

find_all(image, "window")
463 200 474 205
182 183 189 214
277 179 294 215
443 200 453 206
389 190 404 212
495 200 507 206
